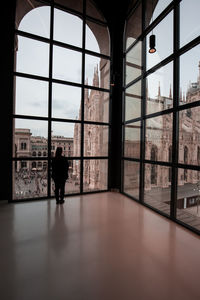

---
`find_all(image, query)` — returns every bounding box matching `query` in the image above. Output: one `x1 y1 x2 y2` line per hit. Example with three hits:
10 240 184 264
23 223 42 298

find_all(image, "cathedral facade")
73 63 109 191
124 61 200 196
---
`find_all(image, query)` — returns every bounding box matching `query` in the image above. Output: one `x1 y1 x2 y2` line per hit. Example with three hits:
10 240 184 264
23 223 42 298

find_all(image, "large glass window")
123 0 200 234
13 0 110 200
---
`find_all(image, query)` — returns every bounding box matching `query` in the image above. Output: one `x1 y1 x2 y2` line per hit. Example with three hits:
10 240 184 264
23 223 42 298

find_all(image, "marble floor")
1 192 200 300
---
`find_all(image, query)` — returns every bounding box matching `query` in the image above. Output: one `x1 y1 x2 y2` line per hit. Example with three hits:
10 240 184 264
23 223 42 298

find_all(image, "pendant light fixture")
149 0 156 53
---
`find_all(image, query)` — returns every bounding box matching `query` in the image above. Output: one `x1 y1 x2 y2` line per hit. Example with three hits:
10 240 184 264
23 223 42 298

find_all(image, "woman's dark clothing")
51 156 69 203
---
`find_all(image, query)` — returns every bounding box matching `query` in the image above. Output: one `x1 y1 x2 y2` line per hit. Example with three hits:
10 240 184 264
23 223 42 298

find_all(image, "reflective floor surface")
1 192 200 300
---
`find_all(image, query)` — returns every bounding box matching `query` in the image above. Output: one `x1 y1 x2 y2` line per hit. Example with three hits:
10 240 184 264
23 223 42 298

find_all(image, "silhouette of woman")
51 147 69 204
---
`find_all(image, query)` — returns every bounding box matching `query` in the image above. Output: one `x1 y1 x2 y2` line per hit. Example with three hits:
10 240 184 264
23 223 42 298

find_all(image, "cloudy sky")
15 0 200 137
15 6 100 137
147 0 200 99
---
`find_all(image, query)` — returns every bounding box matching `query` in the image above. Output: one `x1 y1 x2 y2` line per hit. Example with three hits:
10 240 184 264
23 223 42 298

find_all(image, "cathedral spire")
198 61 200 84
85 78 89 100
93 65 99 88
179 87 182 101
157 81 161 98
169 84 172 99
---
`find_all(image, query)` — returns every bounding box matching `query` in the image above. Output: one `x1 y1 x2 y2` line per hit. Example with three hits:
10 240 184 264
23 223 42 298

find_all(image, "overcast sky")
15 6 100 137
15 0 200 137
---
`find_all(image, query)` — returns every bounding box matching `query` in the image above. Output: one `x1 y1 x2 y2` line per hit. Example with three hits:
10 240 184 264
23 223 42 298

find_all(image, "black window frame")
12 0 111 201
122 0 200 235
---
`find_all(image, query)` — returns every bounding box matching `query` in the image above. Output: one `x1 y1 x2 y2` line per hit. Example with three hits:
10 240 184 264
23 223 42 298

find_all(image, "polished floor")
1 192 200 300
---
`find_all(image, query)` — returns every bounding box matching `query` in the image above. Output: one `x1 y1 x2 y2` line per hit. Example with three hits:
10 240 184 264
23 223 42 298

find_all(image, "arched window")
32 162 36 169
20 142 26 150
13 0 110 200
150 145 157 161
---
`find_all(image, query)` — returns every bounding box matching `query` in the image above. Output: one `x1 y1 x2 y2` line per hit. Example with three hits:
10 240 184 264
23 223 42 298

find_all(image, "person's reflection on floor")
49 204 68 254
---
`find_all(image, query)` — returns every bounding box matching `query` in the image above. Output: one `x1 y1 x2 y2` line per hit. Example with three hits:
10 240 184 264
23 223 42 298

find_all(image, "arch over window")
13 0 111 200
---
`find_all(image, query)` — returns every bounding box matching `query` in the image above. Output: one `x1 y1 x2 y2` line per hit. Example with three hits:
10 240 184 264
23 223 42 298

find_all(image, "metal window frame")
122 0 200 235
11 0 111 201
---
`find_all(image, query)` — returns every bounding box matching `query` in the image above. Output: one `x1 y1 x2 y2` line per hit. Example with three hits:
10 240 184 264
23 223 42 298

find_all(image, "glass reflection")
123 160 140 199
145 113 173 162
144 164 171 215
124 122 140 159
125 81 141 121
126 42 142 85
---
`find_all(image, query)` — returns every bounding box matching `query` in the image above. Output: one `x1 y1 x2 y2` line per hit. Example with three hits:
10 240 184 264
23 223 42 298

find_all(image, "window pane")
86 21 109 56
177 169 200 231
52 122 81 157
180 0 200 47
124 121 140 159
86 0 105 21
146 0 172 27
145 113 173 162
83 159 108 192
14 119 48 158
13 160 48 199
125 2 142 49
84 89 109 123
85 55 110 89
144 163 171 216
125 81 141 121
53 46 82 83
52 83 81 120
146 62 173 114
16 36 49 77
16 3 50 38
179 45 200 106
51 159 80 196
125 41 142 85
146 11 173 70
179 107 200 166
54 9 82 47
15 77 48 117
84 125 108 157
123 160 140 199
55 0 83 13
